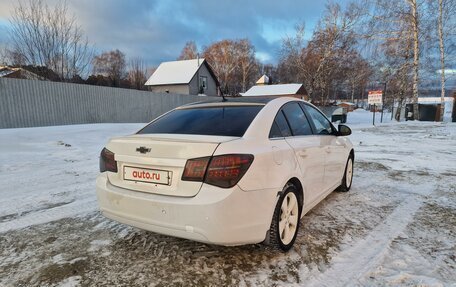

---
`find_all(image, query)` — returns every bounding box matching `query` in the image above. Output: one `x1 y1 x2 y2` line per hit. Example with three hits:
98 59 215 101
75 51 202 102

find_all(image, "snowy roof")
145 58 206 86
418 97 454 103
0 67 15 77
243 84 305 97
0 66 47 80
256 75 269 85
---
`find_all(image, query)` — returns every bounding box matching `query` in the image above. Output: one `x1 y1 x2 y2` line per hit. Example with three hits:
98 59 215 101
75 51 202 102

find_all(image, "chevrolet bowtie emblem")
136 146 151 154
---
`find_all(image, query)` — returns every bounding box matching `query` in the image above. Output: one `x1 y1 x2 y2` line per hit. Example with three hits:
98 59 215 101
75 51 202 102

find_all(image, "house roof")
242 83 305 97
145 58 219 86
0 67 15 77
256 74 269 85
0 66 47 80
339 102 355 106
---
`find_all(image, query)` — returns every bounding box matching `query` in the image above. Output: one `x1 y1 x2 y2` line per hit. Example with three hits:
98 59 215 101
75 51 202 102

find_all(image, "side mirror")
338 124 352 136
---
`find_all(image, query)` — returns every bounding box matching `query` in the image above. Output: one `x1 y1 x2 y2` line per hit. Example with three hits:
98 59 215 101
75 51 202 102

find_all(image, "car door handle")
325 147 331 154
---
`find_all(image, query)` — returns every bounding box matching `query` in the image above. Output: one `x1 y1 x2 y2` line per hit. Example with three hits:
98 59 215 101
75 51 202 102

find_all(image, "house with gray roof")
145 58 220 97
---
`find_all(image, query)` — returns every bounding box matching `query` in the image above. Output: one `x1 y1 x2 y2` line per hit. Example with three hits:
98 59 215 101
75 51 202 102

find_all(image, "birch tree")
92 50 126 87
279 3 365 104
203 39 258 95
365 0 427 119
435 0 456 121
406 0 421 119
177 41 199 60
7 0 92 79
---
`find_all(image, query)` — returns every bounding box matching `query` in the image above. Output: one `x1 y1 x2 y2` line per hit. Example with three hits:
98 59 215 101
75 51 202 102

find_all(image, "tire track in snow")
306 190 430 287
0 198 97 233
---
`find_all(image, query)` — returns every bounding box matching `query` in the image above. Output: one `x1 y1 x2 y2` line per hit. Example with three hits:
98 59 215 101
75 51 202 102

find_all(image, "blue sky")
0 0 346 67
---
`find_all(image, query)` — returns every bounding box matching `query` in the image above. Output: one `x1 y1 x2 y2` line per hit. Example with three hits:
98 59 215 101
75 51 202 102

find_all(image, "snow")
0 123 142 233
0 113 455 286
242 83 303 96
145 58 204 85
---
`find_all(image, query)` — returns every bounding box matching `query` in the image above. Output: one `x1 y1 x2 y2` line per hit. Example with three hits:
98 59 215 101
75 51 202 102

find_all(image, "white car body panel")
285 135 326 208
106 134 237 197
96 97 354 246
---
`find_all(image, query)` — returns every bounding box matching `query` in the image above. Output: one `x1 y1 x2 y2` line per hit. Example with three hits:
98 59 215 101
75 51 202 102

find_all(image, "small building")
338 102 356 112
256 74 271 86
417 96 455 122
145 58 220 97
0 66 47 80
242 83 308 99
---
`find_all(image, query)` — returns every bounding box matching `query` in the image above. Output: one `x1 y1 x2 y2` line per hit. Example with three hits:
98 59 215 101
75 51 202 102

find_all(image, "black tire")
265 184 301 251
338 155 354 192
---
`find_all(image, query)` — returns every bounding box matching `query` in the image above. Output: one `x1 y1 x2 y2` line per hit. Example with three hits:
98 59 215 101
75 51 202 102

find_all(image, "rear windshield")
138 105 263 137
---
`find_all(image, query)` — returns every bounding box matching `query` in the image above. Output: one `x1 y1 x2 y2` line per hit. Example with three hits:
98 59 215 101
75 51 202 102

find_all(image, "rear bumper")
96 173 278 246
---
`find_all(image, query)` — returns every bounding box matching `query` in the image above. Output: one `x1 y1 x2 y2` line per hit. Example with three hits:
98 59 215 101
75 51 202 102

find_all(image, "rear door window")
269 110 292 138
303 104 334 135
138 105 263 137
281 102 313 136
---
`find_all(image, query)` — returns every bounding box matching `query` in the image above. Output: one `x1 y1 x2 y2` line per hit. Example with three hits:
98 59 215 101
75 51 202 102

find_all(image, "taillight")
182 154 254 188
181 157 211 181
205 154 254 188
100 148 118 173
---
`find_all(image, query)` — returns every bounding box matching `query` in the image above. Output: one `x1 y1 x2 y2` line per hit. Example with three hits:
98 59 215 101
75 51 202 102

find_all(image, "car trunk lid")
107 134 237 197
106 134 238 197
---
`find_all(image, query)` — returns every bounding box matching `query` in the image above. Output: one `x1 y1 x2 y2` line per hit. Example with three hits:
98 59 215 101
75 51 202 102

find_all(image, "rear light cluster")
182 154 254 188
100 148 118 173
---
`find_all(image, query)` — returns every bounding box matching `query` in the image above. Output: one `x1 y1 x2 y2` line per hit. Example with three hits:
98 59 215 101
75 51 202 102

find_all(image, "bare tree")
92 49 126 87
366 0 426 119
407 0 421 119
7 0 92 79
178 41 198 60
127 57 148 90
203 40 238 94
435 0 456 120
203 39 259 95
237 39 258 92
438 0 446 120
279 3 365 104
344 53 373 102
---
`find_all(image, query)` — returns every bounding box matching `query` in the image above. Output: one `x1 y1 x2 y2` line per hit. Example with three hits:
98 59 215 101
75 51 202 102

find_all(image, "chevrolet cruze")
96 97 354 251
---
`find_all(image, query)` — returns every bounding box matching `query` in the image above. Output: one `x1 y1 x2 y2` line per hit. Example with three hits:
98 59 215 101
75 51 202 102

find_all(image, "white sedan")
96 97 354 251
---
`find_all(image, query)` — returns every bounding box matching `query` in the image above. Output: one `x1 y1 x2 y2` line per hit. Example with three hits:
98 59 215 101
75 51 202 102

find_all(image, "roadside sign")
368 90 383 105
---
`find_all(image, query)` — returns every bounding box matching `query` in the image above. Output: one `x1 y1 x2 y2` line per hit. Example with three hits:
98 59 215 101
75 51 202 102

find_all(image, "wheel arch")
287 177 304 211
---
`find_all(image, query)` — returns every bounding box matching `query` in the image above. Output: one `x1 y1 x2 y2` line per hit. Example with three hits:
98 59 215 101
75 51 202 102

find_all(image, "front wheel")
266 184 301 251
338 156 354 192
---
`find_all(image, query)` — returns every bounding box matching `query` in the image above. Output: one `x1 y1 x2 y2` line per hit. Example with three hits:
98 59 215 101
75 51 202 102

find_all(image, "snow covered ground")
0 110 455 286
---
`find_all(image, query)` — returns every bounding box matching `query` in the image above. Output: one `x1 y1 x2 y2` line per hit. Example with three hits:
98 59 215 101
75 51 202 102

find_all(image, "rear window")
138 106 263 137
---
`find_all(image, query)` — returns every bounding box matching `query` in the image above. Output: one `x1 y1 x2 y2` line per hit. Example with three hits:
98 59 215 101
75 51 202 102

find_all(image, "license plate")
123 166 171 185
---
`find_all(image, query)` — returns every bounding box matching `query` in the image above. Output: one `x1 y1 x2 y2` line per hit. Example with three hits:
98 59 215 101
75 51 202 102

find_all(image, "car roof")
178 96 294 109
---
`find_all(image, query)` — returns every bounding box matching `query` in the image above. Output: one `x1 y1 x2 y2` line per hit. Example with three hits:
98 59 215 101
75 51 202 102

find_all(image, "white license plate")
123 166 171 185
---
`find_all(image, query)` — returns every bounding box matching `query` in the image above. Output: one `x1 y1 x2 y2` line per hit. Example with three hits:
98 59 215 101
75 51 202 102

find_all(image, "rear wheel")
266 184 301 251
338 156 353 192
